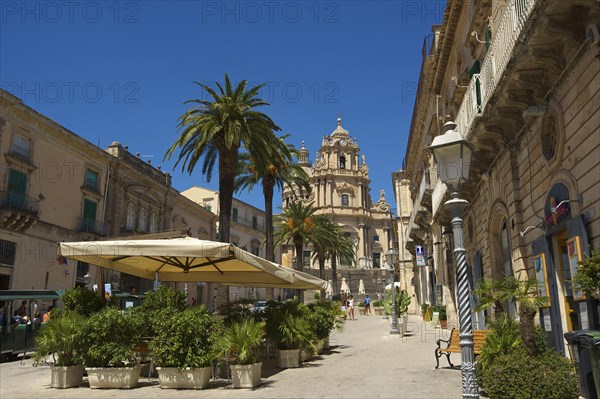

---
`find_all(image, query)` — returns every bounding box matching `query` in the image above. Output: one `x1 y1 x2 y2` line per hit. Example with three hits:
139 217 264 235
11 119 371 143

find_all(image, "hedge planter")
278 349 300 368
316 339 325 354
230 362 262 389
86 366 142 389
301 348 312 362
358 307 367 316
374 307 385 316
51 365 84 389
397 315 408 336
157 366 212 389
323 337 330 350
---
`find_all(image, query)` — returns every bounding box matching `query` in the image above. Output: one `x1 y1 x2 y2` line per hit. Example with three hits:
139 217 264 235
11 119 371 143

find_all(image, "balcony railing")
233 215 265 232
0 190 40 214
455 0 538 138
78 217 107 236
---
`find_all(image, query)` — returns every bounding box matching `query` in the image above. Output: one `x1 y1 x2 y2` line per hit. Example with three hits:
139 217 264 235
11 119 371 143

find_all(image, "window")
76 261 89 280
339 155 346 169
82 199 97 230
373 235 380 242
12 135 29 158
149 212 158 233
126 203 135 230
232 208 238 222
252 246 260 256
373 252 381 268
203 203 212 212
542 114 558 161
7 169 27 207
138 208 147 231
0 240 17 266
303 250 312 267
84 169 99 191
252 216 258 229
341 194 349 207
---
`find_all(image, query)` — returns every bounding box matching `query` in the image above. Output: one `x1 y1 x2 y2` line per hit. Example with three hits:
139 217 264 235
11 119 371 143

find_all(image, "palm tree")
504 275 548 355
324 227 355 296
274 201 318 272
165 74 282 305
235 136 311 263
474 278 510 319
310 215 336 299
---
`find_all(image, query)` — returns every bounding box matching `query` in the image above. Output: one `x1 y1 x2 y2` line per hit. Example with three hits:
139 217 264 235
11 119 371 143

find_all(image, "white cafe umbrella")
340 277 350 294
385 282 402 291
326 279 333 296
58 237 326 289
358 279 365 295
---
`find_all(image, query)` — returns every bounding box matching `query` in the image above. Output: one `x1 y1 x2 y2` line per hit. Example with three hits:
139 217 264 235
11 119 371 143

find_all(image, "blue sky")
1 0 445 211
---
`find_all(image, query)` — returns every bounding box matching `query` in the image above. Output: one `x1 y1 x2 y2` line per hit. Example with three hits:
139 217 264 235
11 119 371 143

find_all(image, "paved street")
0 314 461 399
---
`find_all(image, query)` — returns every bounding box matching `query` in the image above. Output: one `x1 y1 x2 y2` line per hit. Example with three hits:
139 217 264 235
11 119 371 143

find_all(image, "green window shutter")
83 199 97 222
484 25 491 50
8 169 27 194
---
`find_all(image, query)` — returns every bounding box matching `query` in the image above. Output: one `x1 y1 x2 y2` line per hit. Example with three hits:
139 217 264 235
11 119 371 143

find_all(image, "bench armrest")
436 338 450 348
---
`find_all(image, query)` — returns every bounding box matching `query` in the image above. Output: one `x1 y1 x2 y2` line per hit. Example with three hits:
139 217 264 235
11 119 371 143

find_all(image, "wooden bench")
435 328 488 369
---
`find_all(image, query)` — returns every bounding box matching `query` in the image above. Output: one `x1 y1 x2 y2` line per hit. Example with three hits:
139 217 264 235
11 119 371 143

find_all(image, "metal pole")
389 275 399 334
445 192 478 399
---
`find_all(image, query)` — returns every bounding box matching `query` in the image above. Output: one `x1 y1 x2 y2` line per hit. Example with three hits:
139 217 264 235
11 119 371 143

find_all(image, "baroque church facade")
281 117 411 297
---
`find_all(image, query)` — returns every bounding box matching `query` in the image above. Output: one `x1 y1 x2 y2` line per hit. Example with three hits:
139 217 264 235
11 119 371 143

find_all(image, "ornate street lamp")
385 249 400 335
428 120 478 399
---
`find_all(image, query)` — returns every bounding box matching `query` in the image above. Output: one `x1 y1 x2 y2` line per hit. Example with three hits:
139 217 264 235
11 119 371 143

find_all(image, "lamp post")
380 269 389 319
428 120 478 399
386 249 400 335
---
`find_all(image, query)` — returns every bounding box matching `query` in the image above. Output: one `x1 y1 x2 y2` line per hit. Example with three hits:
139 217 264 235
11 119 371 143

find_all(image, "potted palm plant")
79 307 142 389
33 311 85 388
151 306 222 389
265 302 314 368
216 318 265 388
373 300 385 316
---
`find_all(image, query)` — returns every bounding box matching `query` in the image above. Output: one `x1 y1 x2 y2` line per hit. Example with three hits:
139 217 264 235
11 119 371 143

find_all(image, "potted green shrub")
151 306 222 389
305 302 341 354
216 318 265 388
33 311 85 388
79 307 142 389
61 287 105 317
265 302 314 368
384 289 411 335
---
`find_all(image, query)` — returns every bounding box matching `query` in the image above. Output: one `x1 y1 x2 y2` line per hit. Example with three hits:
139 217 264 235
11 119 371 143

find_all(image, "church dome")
331 116 349 138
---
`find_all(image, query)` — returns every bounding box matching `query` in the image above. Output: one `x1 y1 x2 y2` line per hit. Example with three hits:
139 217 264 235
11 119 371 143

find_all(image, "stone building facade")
403 0 600 353
0 89 217 306
282 117 412 298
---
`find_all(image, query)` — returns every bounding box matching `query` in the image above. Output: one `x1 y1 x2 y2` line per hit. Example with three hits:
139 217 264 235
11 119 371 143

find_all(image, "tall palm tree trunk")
294 236 304 302
215 148 238 308
318 253 326 301
331 255 338 297
263 179 275 301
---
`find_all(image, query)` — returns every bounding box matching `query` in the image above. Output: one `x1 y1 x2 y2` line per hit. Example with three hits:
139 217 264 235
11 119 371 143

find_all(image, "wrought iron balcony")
78 217 107 236
0 191 40 214
455 0 538 138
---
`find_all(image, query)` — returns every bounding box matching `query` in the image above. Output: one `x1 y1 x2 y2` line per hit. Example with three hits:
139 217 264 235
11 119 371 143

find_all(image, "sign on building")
416 245 426 266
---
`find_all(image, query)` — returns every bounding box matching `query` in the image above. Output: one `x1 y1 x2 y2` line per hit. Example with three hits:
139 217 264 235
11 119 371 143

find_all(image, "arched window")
149 212 158 233
339 155 346 169
138 208 147 231
126 203 135 230
341 194 349 207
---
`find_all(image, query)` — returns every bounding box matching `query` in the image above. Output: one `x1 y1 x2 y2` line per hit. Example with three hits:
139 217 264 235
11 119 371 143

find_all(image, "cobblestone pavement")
0 314 462 399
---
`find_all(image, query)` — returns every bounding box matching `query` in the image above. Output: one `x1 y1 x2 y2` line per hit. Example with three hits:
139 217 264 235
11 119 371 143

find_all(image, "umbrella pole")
153 272 159 291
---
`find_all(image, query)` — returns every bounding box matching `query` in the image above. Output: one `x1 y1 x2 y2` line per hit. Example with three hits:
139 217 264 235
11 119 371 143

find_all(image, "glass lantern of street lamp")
385 249 398 271
428 121 473 191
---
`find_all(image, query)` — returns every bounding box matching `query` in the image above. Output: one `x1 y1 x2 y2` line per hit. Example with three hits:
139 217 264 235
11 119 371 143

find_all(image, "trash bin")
582 332 600 398
565 330 597 399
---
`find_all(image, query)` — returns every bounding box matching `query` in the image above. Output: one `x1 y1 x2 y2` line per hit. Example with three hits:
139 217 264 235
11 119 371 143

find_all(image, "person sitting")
42 306 53 322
